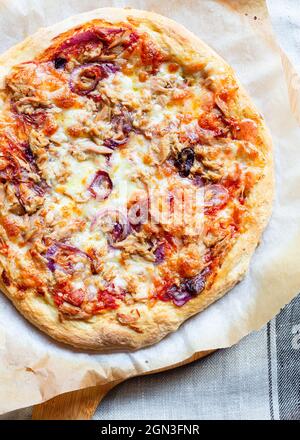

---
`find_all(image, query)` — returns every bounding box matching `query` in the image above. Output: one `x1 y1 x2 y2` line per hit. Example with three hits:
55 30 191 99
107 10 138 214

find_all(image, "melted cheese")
0 34 264 320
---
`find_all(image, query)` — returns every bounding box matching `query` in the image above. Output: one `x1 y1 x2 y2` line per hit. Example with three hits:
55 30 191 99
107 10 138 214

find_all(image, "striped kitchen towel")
93 295 300 420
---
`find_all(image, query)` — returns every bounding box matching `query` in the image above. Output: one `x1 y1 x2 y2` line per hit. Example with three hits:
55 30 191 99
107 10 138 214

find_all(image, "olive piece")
174 147 195 177
54 57 67 69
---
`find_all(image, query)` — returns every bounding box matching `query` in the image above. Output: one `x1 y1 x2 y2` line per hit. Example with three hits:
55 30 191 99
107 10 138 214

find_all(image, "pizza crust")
0 8 274 351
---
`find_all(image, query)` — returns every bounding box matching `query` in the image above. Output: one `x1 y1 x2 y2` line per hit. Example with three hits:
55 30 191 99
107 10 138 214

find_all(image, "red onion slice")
103 137 128 149
88 170 113 200
69 64 103 95
161 268 210 306
204 184 229 209
58 28 124 53
192 175 205 187
59 30 102 51
45 244 59 272
69 63 118 96
103 111 133 149
101 63 120 75
154 243 165 264
18 109 47 127
91 209 130 245
45 242 91 273
180 269 209 296
166 285 193 307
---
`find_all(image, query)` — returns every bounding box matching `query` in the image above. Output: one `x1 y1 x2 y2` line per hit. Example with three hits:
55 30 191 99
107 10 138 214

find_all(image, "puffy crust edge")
0 8 274 351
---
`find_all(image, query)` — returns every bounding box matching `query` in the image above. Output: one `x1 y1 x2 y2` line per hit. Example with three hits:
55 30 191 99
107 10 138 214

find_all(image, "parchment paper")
1 0 300 414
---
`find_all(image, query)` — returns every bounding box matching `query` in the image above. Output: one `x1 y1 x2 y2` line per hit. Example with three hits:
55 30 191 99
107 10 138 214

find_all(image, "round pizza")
0 8 273 350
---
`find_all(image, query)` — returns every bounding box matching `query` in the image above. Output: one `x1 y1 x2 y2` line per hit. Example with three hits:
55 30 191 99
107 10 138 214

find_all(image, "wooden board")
32 350 214 420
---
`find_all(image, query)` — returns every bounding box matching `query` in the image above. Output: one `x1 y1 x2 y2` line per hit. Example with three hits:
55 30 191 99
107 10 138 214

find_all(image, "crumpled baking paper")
1 0 300 415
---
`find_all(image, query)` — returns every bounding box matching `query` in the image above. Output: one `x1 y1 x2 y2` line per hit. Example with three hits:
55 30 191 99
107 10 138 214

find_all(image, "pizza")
0 8 273 351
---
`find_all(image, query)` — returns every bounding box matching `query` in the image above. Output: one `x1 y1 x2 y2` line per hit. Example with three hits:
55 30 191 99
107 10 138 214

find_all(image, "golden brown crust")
0 8 273 351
